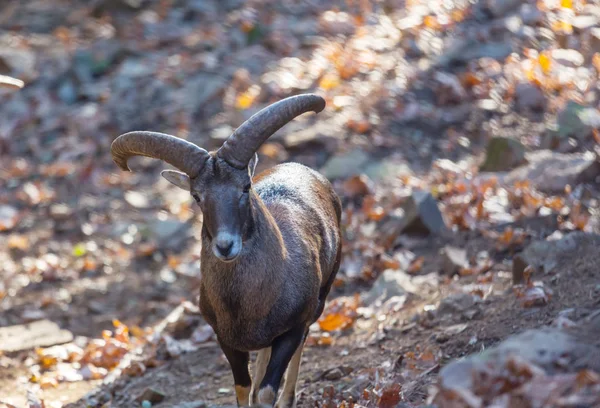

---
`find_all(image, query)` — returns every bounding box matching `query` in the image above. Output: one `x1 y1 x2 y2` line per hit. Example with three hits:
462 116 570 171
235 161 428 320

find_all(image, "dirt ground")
2 0 600 407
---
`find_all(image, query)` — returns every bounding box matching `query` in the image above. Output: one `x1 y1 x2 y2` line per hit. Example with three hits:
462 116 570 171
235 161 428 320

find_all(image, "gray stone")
0 320 73 352
172 402 208 408
512 231 600 283
477 0 522 18
124 191 150 209
362 269 416 306
506 150 600 194
148 218 191 250
437 293 481 318
436 39 513 67
320 149 370 180
520 3 544 24
434 326 600 406
363 158 413 183
480 137 527 172
552 49 585 68
591 28 600 54
400 191 448 235
555 101 600 141
73 40 126 82
0 204 18 231
135 388 166 404
181 74 227 116
514 82 546 112
440 246 469 276
572 15 600 32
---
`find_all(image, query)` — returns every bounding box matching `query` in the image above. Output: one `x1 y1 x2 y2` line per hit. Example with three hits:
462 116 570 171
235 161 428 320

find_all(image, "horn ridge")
217 93 326 168
111 131 208 177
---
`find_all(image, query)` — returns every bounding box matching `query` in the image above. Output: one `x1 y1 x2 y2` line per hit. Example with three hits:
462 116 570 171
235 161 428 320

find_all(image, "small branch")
0 75 24 90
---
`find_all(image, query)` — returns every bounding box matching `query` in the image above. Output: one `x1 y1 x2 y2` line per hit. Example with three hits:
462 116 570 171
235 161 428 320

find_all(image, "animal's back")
253 163 341 284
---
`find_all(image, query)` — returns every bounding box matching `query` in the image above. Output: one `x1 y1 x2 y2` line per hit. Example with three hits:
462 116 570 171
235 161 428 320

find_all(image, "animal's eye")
192 193 201 203
243 184 251 193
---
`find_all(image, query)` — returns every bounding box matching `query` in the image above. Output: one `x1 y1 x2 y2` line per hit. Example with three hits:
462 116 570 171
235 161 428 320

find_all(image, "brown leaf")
378 383 401 408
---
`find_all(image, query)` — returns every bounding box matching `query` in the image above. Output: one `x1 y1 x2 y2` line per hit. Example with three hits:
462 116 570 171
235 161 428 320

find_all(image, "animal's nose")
216 239 234 257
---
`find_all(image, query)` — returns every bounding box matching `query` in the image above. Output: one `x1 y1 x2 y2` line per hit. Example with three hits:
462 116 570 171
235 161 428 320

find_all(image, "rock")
554 101 600 141
514 82 546 112
181 74 227 117
320 149 371 180
399 191 448 235
520 3 543 24
363 158 413 183
73 40 126 82
148 217 191 251
211 124 234 142
362 269 415 306
0 320 73 352
124 191 150 209
440 246 469 276
572 15 599 32
171 402 208 408
552 49 585 68
477 0 522 18
506 150 600 194
323 368 344 381
0 48 36 80
512 231 600 283
318 10 356 36
0 204 19 231
437 293 481 319
135 388 166 404
92 0 143 16
117 58 155 78
436 39 512 67
434 325 600 406
480 137 527 172
590 28 600 54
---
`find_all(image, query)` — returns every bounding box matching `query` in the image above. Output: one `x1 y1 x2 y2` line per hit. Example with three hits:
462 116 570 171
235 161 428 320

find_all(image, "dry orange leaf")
8 234 28 250
423 15 440 30
318 312 353 332
319 72 341 90
560 0 573 8
347 118 371 134
539 53 552 75
593 54 600 73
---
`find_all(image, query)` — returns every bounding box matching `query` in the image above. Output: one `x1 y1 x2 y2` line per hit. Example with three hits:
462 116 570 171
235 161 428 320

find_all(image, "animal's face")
162 153 257 262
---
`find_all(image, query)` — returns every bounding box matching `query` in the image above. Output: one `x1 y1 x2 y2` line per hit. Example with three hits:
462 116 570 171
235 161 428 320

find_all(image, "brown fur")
199 162 341 352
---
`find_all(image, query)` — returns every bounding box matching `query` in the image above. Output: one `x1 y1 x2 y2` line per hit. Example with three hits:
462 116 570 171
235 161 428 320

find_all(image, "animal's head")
111 94 326 262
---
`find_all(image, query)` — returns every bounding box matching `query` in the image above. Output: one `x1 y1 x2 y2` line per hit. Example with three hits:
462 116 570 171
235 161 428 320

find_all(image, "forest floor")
1 0 600 407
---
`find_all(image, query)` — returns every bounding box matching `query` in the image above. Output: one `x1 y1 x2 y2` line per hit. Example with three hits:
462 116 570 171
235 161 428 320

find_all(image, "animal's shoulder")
253 163 330 203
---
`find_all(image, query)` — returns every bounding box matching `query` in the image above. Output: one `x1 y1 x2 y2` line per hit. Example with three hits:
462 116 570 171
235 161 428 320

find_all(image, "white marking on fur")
251 347 271 404
235 385 251 406
275 343 304 408
258 385 276 405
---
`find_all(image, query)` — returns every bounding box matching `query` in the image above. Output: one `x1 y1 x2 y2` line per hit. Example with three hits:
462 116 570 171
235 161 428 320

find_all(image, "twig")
0 75 24 90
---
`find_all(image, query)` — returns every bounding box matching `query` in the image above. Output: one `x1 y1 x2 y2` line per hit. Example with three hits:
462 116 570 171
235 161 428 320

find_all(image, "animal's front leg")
275 331 307 408
256 326 305 406
251 347 271 404
219 342 251 406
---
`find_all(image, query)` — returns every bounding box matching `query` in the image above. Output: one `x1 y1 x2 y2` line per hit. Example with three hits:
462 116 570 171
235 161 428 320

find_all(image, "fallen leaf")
318 313 354 332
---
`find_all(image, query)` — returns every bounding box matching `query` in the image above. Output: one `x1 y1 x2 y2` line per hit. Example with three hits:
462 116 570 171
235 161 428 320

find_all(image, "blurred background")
1 0 600 407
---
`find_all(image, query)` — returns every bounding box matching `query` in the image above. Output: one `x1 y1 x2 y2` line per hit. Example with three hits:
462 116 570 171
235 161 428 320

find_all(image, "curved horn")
111 131 208 178
217 93 326 168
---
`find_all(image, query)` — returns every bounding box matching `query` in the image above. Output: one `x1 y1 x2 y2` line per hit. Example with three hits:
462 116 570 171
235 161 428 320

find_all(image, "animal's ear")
248 152 259 178
161 170 190 190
